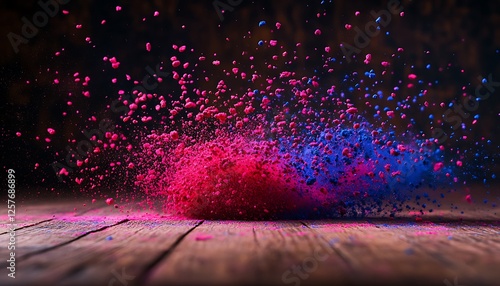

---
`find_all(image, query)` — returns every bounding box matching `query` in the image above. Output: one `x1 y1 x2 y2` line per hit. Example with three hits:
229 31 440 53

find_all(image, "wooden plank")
0 217 129 260
366 220 500 286
0 219 201 286
0 201 129 275
267 219 500 286
0 194 497 286
286 220 446 285
146 221 353 286
0 199 108 234
0 216 498 285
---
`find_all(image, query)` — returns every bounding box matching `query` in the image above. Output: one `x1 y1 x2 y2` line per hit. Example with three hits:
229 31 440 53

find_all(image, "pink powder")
195 235 213 241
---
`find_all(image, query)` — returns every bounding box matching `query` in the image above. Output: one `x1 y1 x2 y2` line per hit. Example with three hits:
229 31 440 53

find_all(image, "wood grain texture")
0 214 128 261
4 219 201 286
304 219 500 286
0 200 498 286
146 221 352 286
0 199 104 233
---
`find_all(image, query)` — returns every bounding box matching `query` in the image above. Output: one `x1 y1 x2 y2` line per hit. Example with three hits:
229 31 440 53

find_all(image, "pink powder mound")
140 135 323 220
163 137 319 220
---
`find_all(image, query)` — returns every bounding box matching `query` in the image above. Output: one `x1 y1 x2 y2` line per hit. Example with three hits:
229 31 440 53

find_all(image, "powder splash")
32 3 497 220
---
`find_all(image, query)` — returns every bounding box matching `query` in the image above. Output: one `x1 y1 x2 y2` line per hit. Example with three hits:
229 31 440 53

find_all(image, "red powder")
465 194 472 203
140 135 320 220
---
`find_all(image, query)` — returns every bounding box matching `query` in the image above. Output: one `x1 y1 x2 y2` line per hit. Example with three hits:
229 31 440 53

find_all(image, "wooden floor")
0 197 499 286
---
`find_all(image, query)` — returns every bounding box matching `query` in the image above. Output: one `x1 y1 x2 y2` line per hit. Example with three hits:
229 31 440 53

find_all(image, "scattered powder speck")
195 235 214 241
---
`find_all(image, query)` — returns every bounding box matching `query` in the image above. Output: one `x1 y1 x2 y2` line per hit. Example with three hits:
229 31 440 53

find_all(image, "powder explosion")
37 5 496 220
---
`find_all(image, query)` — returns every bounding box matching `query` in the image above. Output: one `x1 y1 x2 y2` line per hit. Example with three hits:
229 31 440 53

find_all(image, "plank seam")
18 219 131 260
0 218 54 236
252 226 260 247
136 220 204 286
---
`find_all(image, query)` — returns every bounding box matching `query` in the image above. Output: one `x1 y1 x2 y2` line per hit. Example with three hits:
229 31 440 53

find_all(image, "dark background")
0 0 499 194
